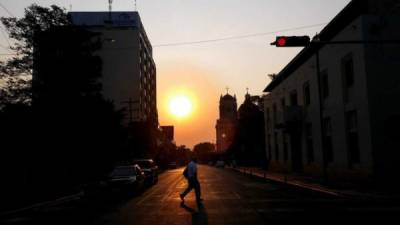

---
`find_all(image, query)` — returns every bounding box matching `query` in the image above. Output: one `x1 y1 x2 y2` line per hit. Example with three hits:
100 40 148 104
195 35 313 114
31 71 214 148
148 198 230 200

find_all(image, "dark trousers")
181 177 201 201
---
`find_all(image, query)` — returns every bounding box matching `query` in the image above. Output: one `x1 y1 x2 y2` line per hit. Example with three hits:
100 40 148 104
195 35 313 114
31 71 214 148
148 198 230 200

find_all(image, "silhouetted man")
180 157 202 204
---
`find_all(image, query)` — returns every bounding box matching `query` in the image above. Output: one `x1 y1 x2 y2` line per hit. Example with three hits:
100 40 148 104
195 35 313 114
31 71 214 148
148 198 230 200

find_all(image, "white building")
69 12 158 126
263 0 400 183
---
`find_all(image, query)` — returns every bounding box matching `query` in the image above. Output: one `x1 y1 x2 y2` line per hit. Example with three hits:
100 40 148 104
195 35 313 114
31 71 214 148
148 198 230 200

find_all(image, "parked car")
132 159 159 184
168 161 177 169
108 165 145 193
216 160 225 168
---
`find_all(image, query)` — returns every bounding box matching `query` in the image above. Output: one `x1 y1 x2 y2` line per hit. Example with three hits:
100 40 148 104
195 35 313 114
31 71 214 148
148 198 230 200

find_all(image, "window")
346 110 360 165
305 123 314 164
283 134 288 162
343 54 355 88
303 82 311 106
267 134 272 160
321 70 329 99
290 91 298 106
323 117 334 163
273 103 277 125
274 132 279 161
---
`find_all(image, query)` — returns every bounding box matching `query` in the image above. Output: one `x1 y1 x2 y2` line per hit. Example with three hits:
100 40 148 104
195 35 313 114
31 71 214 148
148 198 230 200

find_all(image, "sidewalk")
0 192 84 218
231 166 400 201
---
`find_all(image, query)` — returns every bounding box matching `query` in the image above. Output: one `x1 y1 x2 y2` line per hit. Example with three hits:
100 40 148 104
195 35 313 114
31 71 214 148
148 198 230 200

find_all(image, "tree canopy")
0 4 70 105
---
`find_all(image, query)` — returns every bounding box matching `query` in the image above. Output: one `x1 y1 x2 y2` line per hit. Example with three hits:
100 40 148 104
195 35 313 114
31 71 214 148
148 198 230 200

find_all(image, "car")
108 165 145 193
216 160 225 168
132 159 159 185
168 161 177 169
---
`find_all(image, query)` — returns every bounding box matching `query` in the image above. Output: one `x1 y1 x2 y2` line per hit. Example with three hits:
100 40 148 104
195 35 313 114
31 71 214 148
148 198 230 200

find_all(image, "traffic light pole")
315 47 328 184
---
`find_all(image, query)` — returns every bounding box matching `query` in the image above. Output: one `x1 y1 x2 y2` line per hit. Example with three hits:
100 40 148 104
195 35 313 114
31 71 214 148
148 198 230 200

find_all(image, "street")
2 165 399 225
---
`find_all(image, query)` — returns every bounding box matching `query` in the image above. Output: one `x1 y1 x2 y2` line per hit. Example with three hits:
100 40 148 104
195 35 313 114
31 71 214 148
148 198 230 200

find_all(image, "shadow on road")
180 202 208 225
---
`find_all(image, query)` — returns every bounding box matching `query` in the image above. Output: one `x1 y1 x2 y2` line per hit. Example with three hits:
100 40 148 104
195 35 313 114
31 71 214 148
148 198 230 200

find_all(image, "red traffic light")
277 37 287 47
271 36 310 47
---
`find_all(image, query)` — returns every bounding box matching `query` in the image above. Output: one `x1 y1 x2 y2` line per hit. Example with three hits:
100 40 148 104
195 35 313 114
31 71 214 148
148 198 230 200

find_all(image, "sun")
169 95 193 118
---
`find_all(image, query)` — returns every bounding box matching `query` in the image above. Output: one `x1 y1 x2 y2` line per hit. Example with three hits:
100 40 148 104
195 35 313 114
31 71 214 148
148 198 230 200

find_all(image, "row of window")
265 53 359 168
266 54 355 122
266 110 360 167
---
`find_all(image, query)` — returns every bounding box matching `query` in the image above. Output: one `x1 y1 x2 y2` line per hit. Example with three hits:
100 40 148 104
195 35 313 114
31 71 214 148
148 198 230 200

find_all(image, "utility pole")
314 37 328 183
134 0 137 11
108 0 113 22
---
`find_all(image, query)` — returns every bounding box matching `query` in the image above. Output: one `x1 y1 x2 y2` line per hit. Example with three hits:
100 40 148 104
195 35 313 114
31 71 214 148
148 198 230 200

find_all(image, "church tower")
215 92 238 152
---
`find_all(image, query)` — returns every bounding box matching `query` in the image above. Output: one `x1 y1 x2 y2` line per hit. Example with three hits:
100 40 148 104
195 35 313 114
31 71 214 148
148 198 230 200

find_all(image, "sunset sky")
0 0 351 148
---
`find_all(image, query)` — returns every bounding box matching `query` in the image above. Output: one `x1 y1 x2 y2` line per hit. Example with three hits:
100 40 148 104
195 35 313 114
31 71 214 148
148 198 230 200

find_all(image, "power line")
153 22 327 47
0 25 11 47
0 2 15 17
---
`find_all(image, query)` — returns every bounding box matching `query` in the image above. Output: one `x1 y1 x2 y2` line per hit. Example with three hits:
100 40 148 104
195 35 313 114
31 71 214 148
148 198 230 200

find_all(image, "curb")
231 167 345 198
0 192 84 218
232 167 400 201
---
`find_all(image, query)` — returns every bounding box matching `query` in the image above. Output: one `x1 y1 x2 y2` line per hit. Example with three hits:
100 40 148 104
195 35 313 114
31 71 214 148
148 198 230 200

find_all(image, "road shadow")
180 202 208 225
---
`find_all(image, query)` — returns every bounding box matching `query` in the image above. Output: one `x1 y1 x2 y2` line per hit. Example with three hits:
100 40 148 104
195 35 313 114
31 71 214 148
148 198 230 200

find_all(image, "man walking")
180 157 202 204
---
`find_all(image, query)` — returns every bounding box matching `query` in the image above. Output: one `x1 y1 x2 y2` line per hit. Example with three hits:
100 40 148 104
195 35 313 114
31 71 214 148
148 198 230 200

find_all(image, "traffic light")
271 36 311 47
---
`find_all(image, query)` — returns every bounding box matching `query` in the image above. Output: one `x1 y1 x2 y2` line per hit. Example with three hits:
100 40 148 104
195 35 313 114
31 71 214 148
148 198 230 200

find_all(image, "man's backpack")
183 166 189 179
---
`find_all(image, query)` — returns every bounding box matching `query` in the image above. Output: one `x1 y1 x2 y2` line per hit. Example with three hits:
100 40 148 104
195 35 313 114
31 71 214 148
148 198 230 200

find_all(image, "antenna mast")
108 0 113 22
134 0 137 11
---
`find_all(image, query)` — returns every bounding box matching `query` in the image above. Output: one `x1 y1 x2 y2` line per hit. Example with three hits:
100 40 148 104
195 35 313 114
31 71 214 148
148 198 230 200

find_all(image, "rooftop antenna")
246 87 249 94
108 0 113 22
134 0 137 11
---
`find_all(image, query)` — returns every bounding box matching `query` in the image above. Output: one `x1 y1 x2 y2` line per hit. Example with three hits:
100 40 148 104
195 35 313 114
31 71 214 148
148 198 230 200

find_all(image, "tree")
0 4 70 105
0 4 126 211
229 94 266 167
193 142 216 163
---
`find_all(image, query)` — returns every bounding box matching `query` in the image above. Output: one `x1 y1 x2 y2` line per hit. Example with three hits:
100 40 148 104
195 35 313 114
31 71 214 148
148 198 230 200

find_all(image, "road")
2 165 399 225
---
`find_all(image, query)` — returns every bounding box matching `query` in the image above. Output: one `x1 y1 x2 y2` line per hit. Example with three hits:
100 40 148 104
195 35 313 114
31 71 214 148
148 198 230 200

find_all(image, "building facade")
263 0 400 183
216 94 238 153
69 12 158 126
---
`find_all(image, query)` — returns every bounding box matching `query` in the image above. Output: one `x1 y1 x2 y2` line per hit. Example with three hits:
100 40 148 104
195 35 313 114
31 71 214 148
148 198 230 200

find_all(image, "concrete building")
216 93 238 153
263 0 400 183
69 11 158 126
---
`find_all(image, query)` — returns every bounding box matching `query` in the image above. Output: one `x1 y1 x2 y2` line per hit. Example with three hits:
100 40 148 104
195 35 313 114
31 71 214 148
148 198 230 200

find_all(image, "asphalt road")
2 165 399 225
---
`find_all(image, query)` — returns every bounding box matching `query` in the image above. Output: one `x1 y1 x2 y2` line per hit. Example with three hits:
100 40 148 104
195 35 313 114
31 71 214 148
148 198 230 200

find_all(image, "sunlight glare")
169 95 193 118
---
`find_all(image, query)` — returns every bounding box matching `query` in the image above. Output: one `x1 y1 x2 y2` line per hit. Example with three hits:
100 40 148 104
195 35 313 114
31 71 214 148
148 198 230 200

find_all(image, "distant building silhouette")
69 11 158 127
160 126 174 142
216 93 237 152
263 0 400 184
229 92 266 166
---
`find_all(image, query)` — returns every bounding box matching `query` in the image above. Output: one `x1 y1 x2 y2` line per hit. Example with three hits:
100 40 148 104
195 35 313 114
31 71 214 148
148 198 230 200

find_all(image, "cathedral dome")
221 94 236 101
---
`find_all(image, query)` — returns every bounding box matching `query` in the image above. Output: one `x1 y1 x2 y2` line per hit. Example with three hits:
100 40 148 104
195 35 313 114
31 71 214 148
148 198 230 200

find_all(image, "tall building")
215 93 238 152
263 0 400 183
69 11 158 126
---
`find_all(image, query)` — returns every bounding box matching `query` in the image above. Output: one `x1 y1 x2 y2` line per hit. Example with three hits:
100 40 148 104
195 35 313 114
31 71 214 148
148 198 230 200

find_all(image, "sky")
0 0 352 148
